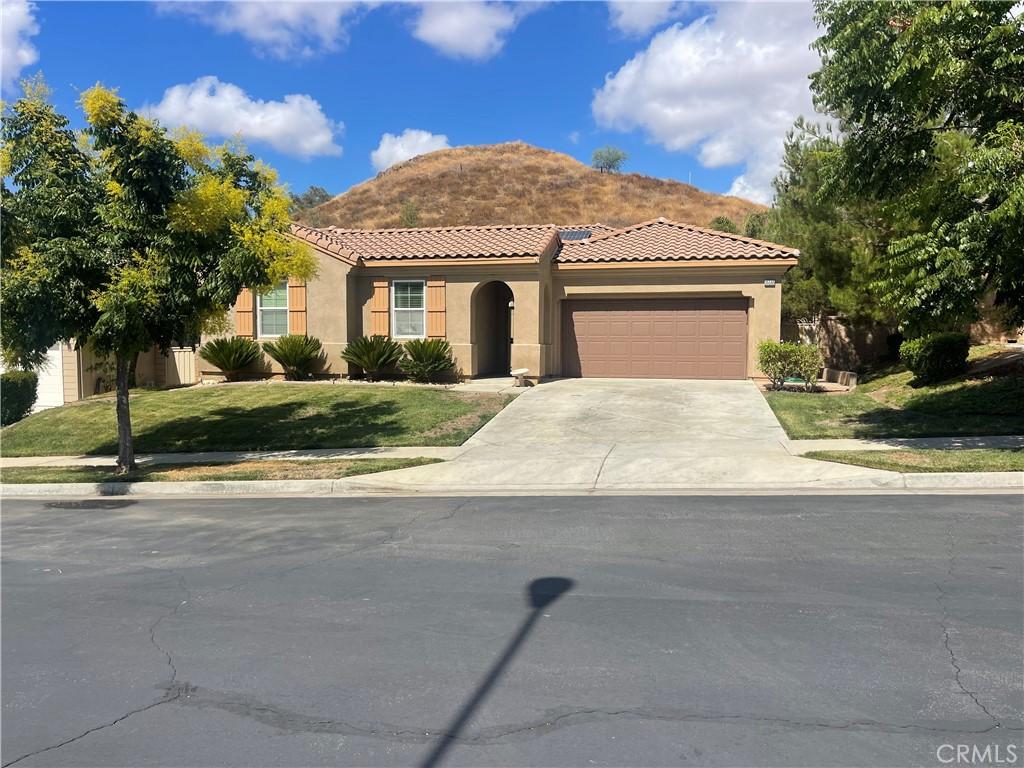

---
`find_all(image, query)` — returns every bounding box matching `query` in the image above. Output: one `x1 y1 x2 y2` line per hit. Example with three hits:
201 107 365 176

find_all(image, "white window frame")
391 279 427 339
257 281 289 338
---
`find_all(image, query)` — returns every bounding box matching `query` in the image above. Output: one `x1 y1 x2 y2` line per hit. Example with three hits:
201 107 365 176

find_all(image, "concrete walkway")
0 446 464 469
6 433 1020 469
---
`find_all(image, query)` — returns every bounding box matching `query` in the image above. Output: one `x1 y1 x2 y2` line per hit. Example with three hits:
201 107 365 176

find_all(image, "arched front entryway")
472 281 514 376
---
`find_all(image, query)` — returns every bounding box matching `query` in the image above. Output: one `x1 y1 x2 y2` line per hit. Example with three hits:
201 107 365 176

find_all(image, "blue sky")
3 1 826 204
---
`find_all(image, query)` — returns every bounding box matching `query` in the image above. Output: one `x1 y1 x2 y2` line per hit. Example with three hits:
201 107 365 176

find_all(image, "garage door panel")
563 298 748 380
721 340 746 356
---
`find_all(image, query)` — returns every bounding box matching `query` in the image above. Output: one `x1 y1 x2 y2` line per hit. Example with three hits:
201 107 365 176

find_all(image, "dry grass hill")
303 142 764 230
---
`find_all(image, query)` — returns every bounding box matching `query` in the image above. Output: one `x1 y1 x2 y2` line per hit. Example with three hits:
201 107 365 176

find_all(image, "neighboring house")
5 344 199 412
205 217 800 382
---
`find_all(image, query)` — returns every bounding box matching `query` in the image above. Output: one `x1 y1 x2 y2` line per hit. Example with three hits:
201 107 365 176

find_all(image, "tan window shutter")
287 278 307 335
235 288 255 337
426 278 446 338
370 280 390 335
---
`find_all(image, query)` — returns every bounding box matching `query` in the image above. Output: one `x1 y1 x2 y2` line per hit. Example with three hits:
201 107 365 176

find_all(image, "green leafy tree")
592 145 628 173
770 119 890 324
742 211 771 239
1 80 316 471
809 0 1024 333
290 185 332 213
708 216 739 234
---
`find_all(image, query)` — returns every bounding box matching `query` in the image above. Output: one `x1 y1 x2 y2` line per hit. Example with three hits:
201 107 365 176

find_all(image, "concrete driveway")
348 379 890 492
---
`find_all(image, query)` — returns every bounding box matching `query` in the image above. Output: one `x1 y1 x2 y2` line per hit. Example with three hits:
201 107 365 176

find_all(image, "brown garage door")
562 298 748 379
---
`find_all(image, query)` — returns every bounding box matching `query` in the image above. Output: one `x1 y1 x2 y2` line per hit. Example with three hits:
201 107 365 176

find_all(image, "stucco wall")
552 264 791 378
305 253 351 374
199 250 353 380
355 265 546 378
201 250 791 382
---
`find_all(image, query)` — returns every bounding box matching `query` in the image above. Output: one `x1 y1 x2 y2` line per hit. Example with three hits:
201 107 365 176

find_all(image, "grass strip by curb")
804 448 1024 473
0 457 442 484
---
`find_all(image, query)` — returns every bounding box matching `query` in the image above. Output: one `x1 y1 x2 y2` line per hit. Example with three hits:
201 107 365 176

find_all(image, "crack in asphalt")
154 683 1010 745
149 574 190 688
0 696 180 768
2 501 477 766
935 515 1002 729
1 575 191 768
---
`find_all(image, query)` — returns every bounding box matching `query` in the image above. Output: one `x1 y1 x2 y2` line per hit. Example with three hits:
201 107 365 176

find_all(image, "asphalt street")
2 494 1022 767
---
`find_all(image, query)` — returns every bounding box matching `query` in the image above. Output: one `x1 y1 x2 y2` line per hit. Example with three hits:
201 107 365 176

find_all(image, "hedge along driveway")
0 384 513 457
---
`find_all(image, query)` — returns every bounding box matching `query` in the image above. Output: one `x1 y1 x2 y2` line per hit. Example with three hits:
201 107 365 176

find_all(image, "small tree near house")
0 80 317 472
399 200 420 228
709 216 739 234
289 185 332 214
592 145 628 173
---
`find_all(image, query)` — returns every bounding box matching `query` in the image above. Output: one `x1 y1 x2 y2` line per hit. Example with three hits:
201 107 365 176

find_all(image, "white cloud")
593 2 825 203
159 1 369 59
2 0 40 92
567 130 581 145
410 2 533 61
142 76 342 159
371 129 450 171
607 1 684 36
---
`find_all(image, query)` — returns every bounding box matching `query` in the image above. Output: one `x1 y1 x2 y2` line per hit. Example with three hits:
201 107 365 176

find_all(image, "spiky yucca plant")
341 335 403 381
400 338 456 383
262 334 324 380
199 337 262 382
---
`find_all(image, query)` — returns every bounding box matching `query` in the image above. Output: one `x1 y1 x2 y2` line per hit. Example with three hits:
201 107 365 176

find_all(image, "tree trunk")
128 351 139 388
115 353 135 474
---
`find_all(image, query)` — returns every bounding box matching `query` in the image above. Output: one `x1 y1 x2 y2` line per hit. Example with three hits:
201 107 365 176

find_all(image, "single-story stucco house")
208 217 801 382
20 216 1021 410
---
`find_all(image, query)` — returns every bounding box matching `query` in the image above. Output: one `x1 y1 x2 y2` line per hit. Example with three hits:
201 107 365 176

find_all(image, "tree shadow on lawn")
89 397 406 454
843 375 1024 438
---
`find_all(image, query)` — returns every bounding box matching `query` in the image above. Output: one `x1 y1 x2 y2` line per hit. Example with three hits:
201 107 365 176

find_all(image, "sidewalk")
0 446 464 469
786 435 1024 454
5 434 1020 469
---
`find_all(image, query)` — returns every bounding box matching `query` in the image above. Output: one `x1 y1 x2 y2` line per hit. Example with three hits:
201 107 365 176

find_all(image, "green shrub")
262 335 324 380
793 344 825 390
900 332 970 384
757 340 791 390
401 339 456 383
757 340 824 391
199 337 262 381
1 371 38 425
341 335 404 381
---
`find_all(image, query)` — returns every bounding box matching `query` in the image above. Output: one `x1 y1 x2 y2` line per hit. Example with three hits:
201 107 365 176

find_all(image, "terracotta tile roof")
556 222 616 232
307 223 560 260
557 223 616 241
289 224 357 265
555 217 800 264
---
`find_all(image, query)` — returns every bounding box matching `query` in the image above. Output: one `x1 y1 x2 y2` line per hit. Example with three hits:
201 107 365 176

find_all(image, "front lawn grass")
0 457 441 484
0 383 511 457
804 449 1024 473
764 348 1024 439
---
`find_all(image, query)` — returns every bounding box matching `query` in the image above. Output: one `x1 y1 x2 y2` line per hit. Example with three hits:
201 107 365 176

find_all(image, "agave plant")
341 335 403 381
199 337 262 382
400 338 456 383
262 334 324 380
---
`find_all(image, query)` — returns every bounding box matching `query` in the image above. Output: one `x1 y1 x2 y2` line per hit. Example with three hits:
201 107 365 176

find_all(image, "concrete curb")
2 472 1020 497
